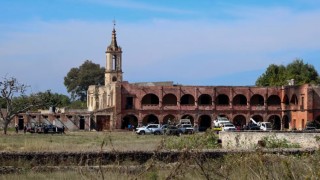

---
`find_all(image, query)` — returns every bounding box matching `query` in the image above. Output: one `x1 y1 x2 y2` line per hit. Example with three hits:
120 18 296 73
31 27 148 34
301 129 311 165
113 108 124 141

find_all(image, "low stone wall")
219 131 320 149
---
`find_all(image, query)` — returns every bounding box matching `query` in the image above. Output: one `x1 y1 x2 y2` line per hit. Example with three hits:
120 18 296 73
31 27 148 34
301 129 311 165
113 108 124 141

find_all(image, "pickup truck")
135 124 160 135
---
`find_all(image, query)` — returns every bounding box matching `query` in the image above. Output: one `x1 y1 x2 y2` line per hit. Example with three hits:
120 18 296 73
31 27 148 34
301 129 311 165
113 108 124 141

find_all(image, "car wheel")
140 131 145 135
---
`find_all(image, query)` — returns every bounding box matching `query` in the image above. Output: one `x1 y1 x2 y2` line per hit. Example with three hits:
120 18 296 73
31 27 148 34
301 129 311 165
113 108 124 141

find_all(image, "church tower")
105 23 123 85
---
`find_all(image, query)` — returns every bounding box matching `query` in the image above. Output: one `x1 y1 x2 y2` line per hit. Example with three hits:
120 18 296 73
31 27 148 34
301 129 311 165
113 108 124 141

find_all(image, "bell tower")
105 21 123 85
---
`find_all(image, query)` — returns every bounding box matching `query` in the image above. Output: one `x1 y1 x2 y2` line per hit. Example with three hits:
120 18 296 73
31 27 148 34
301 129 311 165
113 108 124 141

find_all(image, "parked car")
246 124 261 130
153 124 168 135
303 126 317 131
178 124 194 134
221 123 236 131
165 125 183 136
135 124 160 135
213 116 231 127
43 124 64 134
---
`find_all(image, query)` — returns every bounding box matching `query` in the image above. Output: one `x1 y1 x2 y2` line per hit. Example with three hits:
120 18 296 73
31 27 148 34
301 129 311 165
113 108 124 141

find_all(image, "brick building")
87 27 320 131
13 108 91 131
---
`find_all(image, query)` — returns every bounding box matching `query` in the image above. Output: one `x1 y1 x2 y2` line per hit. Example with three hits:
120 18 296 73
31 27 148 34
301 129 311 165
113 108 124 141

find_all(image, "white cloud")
0 7 319 94
79 0 196 14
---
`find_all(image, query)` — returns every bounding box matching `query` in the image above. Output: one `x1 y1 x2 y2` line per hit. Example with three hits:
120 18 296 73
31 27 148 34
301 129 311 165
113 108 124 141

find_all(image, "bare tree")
0 77 51 134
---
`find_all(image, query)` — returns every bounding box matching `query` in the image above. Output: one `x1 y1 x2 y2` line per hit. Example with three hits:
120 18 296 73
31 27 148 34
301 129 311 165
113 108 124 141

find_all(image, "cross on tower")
113 19 116 28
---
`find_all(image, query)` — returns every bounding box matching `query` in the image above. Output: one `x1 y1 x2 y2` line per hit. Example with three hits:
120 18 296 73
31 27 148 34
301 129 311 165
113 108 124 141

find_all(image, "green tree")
64 60 105 101
27 91 71 111
286 59 320 85
67 100 87 109
0 77 53 134
256 64 286 86
256 59 320 86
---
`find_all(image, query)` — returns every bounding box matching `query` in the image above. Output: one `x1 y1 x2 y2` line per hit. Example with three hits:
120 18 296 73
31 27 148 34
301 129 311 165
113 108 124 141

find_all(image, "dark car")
153 124 168 135
166 125 183 136
246 124 261 130
303 126 317 131
43 124 64 134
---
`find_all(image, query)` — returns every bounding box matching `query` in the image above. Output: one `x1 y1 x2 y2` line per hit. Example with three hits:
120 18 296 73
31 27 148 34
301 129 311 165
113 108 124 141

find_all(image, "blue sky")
1 0 320 95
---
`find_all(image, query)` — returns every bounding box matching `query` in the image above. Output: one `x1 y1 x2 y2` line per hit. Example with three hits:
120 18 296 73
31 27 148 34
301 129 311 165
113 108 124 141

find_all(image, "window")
112 55 117 70
126 97 133 109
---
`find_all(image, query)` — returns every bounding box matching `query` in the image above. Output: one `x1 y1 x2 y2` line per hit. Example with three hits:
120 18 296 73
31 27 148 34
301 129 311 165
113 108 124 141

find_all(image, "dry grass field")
1 130 320 179
0 130 164 152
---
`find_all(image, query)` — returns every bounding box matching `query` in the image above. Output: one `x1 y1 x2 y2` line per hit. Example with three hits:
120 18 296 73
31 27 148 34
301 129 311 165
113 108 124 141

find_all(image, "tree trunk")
3 121 9 135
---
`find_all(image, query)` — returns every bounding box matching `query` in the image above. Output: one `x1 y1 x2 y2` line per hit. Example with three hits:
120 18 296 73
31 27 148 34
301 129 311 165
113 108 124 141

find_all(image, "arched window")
162 94 177 106
216 94 229 105
198 94 212 105
267 95 281 106
233 94 247 106
180 94 195 105
141 94 159 105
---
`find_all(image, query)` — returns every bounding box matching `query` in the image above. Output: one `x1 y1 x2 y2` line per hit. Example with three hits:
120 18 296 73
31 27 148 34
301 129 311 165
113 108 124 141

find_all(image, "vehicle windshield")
183 125 192 127
224 124 234 127
217 117 229 121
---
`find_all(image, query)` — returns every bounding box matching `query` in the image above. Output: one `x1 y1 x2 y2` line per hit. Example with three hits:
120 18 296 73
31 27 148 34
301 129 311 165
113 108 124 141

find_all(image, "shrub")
261 135 300 148
164 129 220 150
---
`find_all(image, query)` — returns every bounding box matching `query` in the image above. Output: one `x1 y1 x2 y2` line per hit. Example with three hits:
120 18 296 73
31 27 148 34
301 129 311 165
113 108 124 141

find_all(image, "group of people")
14 124 27 134
14 124 65 134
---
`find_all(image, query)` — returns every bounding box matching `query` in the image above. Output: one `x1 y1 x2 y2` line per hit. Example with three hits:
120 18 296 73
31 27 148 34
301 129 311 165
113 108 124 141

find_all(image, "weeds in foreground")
2 131 320 179
164 129 220 150
261 135 301 148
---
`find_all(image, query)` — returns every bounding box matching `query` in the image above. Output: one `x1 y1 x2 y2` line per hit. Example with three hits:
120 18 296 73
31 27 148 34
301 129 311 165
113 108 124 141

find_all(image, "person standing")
15 124 19 133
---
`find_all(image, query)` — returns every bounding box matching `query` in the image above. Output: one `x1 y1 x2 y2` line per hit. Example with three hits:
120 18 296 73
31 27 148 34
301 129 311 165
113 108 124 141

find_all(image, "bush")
164 129 220 150
261 135 300 148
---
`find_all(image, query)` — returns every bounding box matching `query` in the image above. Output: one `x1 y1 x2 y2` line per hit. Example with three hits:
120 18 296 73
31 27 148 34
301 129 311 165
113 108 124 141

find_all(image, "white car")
178 124 195 134
135 124 160 135
221 123 236 131
213 117 231 127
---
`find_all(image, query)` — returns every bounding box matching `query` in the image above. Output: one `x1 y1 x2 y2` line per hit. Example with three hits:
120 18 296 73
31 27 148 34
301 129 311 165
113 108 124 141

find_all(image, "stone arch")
181 114 194 125
250 94 264 106
142 114 159 125
283 95 289 105
162 94 177 106
290 94 298 105
180 94 195 105
251 115 263 122
282 115 290 129
233 94 247 106
268 115 281 130
267 95 281 106
163 114 175 125
233 115 246 128
198 94 212 105
198 115 212 132
122 115 138 129
112 76 117 82
216 94 229 105
141 93 159 105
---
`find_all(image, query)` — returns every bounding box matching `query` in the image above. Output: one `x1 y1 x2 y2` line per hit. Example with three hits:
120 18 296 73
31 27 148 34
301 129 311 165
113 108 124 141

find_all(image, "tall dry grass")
0 131 164 152
1 130 320 179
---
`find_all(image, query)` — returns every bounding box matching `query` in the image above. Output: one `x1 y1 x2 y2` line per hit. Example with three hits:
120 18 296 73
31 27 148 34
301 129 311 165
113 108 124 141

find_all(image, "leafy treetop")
64 60 105 101
256 59 320 86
